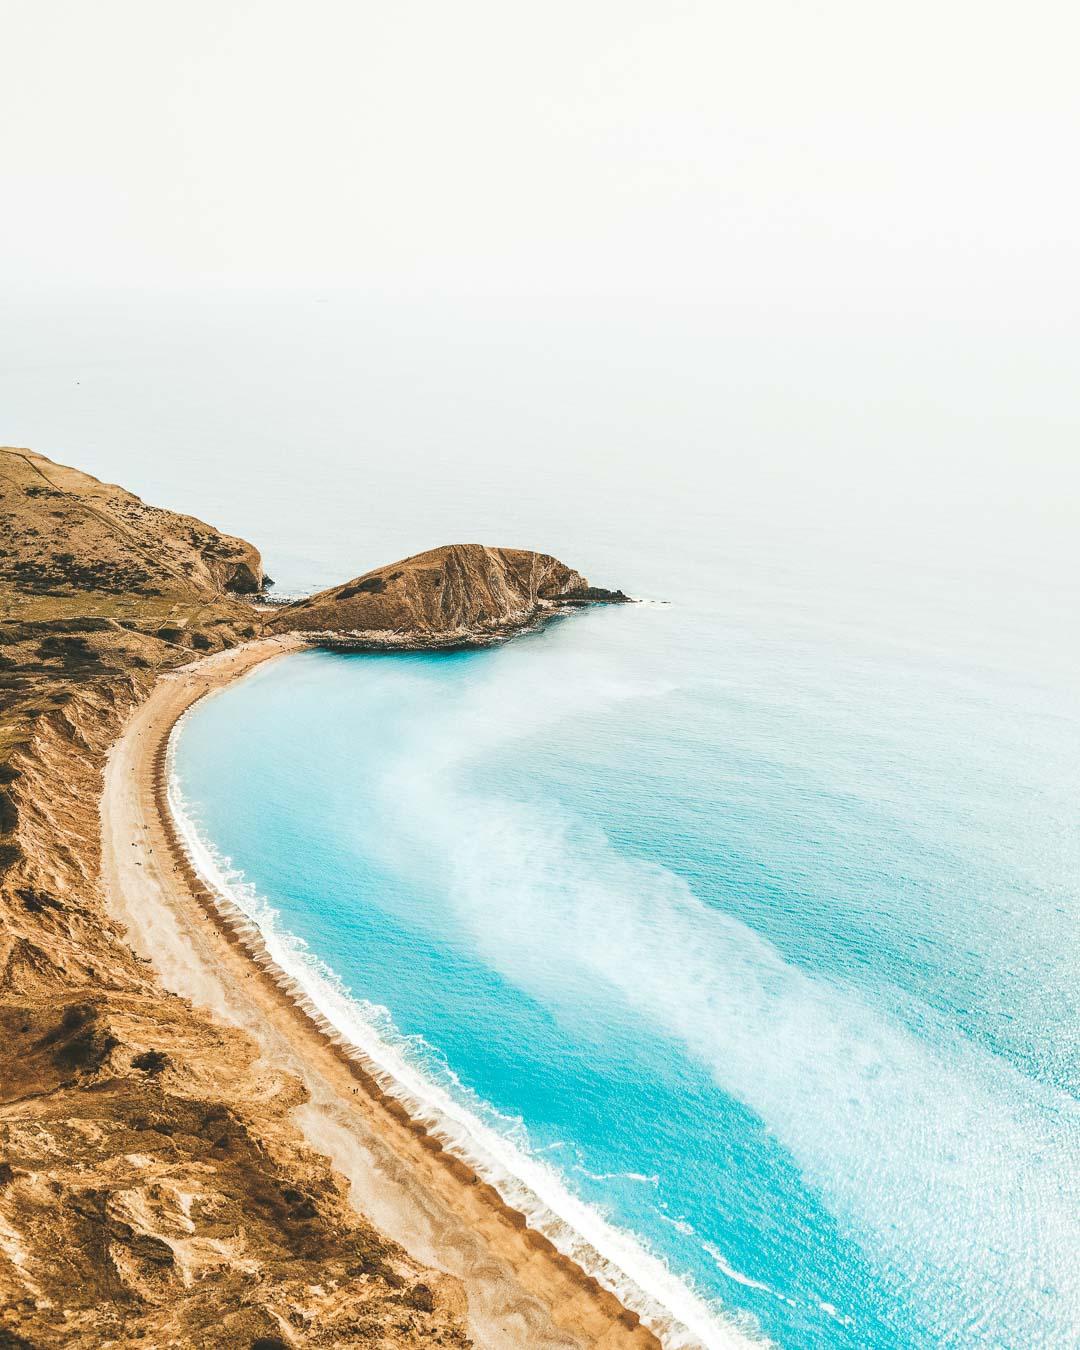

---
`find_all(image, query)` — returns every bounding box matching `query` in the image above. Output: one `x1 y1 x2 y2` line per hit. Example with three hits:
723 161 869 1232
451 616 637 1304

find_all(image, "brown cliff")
0 447 636 1349
269 543 629 648
0 447 270 768
0 447 470 1347
0 446 265 606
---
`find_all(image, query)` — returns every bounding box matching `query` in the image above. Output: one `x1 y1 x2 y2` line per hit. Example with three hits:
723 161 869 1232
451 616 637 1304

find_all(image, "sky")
3 13 1075 1344
2 0 1078 310
1 0 1078 567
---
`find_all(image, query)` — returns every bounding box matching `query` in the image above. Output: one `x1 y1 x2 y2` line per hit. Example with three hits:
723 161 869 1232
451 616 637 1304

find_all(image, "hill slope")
0 446 264 609
0 449 469 1347
271 542 627 646
0 447 269 762
0 447 632 1348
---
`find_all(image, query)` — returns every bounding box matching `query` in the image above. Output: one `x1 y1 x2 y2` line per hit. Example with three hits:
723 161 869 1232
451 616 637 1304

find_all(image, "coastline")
100 636 667 1350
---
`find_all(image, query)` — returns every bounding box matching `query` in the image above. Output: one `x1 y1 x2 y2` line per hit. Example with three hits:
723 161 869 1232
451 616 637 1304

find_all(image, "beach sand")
100 636 663 1350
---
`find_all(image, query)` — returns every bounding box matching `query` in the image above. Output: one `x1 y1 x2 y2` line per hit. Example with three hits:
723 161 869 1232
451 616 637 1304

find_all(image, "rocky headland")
269 543 630 650
0 447 645 1350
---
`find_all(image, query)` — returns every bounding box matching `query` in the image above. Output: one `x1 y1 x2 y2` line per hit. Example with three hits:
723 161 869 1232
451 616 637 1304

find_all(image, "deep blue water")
174 581 1080 1348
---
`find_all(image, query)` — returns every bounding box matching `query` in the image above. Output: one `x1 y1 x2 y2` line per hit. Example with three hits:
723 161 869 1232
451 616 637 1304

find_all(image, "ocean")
4 291 1079 1346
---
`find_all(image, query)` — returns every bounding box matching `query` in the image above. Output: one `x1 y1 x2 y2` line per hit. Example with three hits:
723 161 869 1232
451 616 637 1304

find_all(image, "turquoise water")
174 573 1080 1348
6 286 1077 1346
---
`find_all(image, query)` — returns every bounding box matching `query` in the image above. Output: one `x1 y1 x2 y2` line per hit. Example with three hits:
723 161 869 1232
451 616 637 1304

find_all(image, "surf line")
156 661 759 1350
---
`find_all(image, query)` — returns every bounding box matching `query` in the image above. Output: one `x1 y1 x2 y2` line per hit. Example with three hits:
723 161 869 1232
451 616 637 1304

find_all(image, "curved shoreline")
100 637 670 1350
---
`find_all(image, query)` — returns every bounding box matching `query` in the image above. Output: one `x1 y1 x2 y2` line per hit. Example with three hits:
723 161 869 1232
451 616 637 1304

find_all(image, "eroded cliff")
269 543 628 648
0 449 469 1347
0 447 630 1348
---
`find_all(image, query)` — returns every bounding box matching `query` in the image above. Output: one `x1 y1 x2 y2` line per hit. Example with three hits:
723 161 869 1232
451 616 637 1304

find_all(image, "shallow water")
173 585 1080 1348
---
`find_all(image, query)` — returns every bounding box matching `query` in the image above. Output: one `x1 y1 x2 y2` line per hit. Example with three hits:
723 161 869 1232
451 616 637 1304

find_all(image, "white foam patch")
170 645 1080 1347
574 1169 662 1186
166 711 762 1350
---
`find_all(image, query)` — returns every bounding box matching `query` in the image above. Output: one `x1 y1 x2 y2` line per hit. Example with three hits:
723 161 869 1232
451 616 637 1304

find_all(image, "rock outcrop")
269 543 630 648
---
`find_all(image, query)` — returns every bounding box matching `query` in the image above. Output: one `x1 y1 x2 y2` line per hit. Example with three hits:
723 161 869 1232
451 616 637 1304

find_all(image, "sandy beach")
99 635 662 1350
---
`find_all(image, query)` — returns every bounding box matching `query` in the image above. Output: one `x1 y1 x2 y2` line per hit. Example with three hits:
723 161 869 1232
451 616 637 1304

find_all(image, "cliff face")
0 447 268 769
0 446 265 606
0 449 469 1348
270 543 625 646
1 676 468 1348
0 448 629 1347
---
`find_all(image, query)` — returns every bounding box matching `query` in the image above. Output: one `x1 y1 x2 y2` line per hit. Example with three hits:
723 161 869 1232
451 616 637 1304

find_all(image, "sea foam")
354 653 1080 1348
168 639 1080 1349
